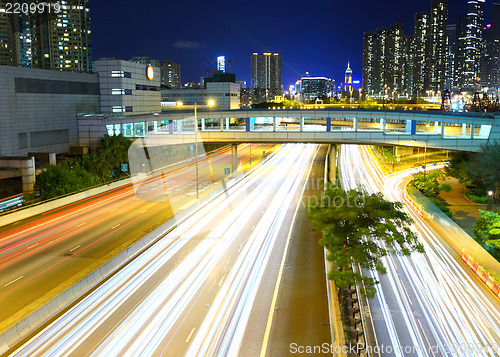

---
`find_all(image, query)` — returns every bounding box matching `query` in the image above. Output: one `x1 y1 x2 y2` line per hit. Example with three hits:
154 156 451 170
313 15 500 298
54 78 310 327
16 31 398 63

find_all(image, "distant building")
131 56 161 69
300 75 334 102
427 0 448 92
362 31 375 96
217 55 225 73
95 59 161 115
161 60 181 89
161 82 240 110
251 52 282 101
0 0 31 66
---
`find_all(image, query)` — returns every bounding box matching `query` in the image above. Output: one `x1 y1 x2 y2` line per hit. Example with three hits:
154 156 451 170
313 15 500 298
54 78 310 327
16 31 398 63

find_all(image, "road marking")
186 328 196 343
261 210 264 215
208 280 217 292
141 209 148 214
112 224 121 230
110 208 117 213
252 225 256 230
70 245 81 252
218 276 225 287
418 319 436 357
5 276 23 287
237 245 243 253
76 222 86 228
400 278 412 305
27 242 39 250
113 323 127 338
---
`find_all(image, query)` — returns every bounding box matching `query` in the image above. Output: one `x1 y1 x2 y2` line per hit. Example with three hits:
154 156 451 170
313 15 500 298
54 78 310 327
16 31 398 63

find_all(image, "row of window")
111 71 132 78
111 89 132 95
136 84 160 91
112 106 133 113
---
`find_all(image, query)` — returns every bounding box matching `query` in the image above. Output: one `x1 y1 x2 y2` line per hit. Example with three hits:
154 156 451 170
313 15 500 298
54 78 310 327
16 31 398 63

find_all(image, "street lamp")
194 100 215 199
487 190 494 211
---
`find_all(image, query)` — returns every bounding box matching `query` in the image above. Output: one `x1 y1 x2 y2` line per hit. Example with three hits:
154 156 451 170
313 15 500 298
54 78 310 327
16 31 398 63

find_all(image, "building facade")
95 59 161 115
251 52 282 101
161 82 240 110
300 75 334 102
0 64 99 156
30 0 92 72
161 60 181 89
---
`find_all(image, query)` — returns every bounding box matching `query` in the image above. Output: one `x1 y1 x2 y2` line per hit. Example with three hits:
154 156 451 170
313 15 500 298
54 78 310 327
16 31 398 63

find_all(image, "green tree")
307 187 423 298
464 142 500 193
94 134 132 180
35 163 100 200
412 170 451 199
445 151 473 185
473 210 500 249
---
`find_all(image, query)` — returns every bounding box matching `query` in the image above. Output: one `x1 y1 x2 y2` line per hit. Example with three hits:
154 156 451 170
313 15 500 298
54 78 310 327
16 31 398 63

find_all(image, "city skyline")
90 0 498 88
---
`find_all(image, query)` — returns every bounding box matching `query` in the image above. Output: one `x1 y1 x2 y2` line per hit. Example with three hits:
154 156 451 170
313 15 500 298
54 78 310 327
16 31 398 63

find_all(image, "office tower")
427 0 448 92
362 31 375 96
251 53 282 100
217 55 225 73
300 75 334 102
161 60 181 89
30 0 92 72
456 0 485 91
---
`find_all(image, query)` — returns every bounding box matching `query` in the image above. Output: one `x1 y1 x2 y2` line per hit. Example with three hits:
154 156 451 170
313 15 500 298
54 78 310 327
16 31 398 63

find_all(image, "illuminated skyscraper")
362 31 375 95
427 0 448 92
344 62 352 92
217 55 225 73
251 52 282 101
0 0 31 66
30 0 92 72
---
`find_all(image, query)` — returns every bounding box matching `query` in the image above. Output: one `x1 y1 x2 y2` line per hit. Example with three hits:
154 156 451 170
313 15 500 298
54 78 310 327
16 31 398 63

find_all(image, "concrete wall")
0 65 99 157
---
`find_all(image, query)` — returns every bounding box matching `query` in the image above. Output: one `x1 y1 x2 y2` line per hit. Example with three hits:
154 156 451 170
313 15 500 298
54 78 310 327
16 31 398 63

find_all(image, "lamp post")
487 190 494 211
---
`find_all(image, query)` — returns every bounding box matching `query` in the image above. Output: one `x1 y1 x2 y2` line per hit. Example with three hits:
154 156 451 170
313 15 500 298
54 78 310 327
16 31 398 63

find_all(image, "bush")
434 200 453 218
465 189 488 204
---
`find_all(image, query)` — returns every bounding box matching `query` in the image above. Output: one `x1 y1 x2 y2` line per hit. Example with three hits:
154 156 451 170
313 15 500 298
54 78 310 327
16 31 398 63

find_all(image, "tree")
473 210 500 249
445 151 473 186
307 187 424 298
412 170 451 199
464 141 500 194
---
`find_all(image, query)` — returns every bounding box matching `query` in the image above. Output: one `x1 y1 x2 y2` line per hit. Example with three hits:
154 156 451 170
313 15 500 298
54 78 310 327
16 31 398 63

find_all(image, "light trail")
339 144 500 357
9 144 319 356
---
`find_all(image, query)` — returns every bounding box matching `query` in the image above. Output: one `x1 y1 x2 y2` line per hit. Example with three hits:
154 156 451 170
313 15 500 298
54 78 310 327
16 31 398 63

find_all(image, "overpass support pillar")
22 157 35 193
434 122 439 134
226 118 230 131
471 124 474 139
462 123 467 137
273 117 277 132
48 153 56 166
300 117 304 132
329 145 337 186
326 117 331 132
201 118 206 131
168 120 174 134
231 144 238 174
177 120 182 133
380 118 386 132
353 117 358 131
440 122 445 137
220 118 224 131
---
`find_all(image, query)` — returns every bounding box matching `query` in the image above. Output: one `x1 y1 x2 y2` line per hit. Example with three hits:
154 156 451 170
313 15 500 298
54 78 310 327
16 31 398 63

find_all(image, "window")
111 71 132 78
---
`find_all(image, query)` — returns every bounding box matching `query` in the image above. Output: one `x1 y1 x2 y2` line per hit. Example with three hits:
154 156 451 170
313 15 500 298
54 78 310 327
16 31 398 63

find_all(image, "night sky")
90 0 498 89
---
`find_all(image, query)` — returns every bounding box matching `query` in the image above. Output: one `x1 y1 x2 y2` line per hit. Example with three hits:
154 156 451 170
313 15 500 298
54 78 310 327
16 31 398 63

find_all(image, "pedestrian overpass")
79 109 500 153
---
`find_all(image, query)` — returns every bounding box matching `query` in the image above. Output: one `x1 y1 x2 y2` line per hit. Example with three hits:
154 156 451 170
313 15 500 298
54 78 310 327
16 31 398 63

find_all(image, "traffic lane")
27 144 304 354
0 199 172 325
257 145 330 357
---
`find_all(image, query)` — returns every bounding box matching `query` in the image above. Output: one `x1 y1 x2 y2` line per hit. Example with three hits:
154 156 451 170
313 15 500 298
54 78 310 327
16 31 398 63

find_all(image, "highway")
8 144 320 356
339 144 500 357
0 143 274 333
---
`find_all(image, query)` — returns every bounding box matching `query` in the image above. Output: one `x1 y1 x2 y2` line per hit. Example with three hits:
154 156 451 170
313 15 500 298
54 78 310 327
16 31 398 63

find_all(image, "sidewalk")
438 178 500 236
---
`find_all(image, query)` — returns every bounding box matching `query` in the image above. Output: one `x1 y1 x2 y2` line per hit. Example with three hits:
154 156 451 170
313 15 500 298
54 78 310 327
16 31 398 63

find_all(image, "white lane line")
110 208 117 213
112 224 121 230
208 280 217 292
76 222 86 228
418 319 436 357
4 276 23 287
141 209 148 214
186 328 196 343
218 276 225 287
400 278 413 305
70 245 81 252
27 242 39 250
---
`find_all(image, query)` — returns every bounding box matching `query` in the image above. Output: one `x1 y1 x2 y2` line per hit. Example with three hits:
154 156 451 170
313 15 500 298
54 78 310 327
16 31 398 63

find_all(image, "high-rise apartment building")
0 0 31 66
413 11 430 95
30 0 92 72
362 31 375 96
445 24 458 90
427 0 448 92
386 23 405 94
251 52 282 101
456 0 485 91
161 60 181 89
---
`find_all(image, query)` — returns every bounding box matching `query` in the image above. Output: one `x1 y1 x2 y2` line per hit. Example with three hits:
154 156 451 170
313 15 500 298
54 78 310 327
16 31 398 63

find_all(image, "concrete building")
161 82 240 110
300 75 334 102
0 64 99 157
161 60 181 89
95 59 161 115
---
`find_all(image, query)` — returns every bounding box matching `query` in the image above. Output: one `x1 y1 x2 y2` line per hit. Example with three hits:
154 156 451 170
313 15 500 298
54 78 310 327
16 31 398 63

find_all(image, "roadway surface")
8 144 322 356
339 144 500 357
0 144 275 333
